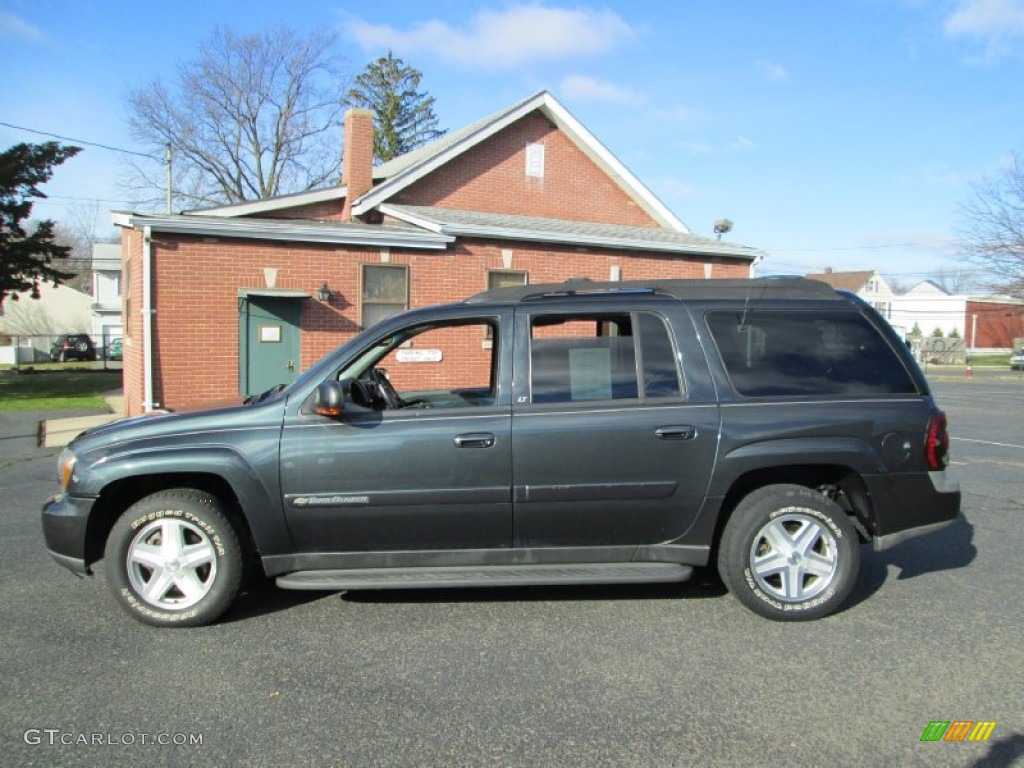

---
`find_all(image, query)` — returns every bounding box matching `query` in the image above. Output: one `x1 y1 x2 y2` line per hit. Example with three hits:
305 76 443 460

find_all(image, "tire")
104 489 244 627
718 484 860 621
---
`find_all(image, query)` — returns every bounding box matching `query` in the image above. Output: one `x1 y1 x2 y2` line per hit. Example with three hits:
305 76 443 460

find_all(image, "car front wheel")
104 489 244 627
718 484 860 621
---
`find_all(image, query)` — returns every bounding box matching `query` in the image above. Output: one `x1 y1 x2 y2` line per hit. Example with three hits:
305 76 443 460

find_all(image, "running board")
276 563 693 591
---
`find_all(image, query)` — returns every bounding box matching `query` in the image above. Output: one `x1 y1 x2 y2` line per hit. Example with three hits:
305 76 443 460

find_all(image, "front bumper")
41 493 97 575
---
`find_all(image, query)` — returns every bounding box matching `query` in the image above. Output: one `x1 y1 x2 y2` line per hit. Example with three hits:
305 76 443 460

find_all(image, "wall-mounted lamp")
317 282 332 302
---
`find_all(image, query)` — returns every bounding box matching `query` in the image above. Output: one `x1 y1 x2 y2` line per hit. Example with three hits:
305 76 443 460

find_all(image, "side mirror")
314 380 345 417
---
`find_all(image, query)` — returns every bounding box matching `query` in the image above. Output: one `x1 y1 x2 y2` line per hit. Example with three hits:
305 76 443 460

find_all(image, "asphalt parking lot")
1 370 1021 767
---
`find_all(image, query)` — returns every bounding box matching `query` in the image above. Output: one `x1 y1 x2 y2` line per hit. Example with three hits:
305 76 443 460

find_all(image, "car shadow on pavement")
219 574 332 623
969 732 1024 768
845 513 977 611
340 572 729 606
218 514 975 620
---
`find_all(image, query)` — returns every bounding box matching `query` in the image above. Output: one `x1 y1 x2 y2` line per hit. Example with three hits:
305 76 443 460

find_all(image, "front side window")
340 319 499 410
707 310 917 397
528 312 681 404
361 264 408 329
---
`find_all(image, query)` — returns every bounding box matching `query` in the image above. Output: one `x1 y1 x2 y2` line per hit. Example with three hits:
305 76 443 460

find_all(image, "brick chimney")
342 108 374 220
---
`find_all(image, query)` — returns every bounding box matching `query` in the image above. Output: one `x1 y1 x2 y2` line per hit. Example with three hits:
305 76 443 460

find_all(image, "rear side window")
707 310 917 397
529 312 682 404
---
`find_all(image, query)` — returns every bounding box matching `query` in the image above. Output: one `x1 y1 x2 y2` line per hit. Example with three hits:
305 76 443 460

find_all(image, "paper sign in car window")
569 347 611 401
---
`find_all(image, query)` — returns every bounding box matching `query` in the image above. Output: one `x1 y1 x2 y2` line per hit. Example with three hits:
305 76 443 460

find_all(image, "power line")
32 194 141 206
0 121 160 161
770 239 960 253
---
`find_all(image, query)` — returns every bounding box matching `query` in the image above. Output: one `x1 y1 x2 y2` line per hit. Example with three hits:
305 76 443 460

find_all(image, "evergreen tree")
346 52 445 163
0 142 81 304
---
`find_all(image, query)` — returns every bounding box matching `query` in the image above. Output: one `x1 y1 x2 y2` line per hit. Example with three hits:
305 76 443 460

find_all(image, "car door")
279 310 513 554
510 306 720 549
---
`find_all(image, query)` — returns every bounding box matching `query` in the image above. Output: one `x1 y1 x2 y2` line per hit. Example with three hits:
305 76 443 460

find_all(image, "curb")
40 390 126 449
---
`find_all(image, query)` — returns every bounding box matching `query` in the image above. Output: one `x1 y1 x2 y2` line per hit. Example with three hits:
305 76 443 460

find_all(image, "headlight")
58 449 77 492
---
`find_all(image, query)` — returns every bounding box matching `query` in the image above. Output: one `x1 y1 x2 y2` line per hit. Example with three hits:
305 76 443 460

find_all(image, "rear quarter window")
706 310 918 397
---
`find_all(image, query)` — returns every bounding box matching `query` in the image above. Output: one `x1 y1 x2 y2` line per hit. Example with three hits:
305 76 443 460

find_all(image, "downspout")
142 225 155 411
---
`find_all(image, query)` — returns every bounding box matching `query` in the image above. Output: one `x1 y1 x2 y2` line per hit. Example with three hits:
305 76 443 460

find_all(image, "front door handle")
287 359 296 372
656 425 696 441
454 433 496 449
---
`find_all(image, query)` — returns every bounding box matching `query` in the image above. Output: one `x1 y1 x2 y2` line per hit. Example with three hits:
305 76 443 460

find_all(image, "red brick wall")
967 300 1024 348
392 112 660 228
259 198 345 221
121 233 747 414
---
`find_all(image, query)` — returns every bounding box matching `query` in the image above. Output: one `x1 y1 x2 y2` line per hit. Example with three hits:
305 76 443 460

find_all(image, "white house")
806 269 901 327
890 281 965 339
0 282 93 363
90 242 123 349
807 270 1024 351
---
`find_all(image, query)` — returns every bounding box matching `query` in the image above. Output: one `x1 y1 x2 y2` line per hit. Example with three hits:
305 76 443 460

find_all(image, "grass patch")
0 370 123 412
967 354 1010 366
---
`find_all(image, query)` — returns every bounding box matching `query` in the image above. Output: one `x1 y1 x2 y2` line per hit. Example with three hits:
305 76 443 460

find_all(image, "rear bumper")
867 470 960 552
41 493 96 575
873 515 959 552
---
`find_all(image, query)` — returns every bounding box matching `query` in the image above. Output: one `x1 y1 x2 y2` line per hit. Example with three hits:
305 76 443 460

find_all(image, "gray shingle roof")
383 205 763 261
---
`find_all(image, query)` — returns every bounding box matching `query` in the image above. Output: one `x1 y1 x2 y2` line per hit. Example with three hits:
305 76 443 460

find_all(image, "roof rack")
465 276 838 305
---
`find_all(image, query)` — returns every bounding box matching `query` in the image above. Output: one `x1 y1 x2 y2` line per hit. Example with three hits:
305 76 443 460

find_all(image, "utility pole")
165 143 172 214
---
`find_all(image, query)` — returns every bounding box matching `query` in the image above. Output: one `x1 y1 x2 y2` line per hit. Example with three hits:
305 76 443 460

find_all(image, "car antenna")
738 281 769 331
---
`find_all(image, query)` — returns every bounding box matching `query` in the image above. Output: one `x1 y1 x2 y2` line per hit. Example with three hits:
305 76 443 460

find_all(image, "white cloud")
945 0 1024 57
0 10 43 42
649 176 698 202
651 105 706 126
560 74 641 105
755 59 788 81
347 5 636 69
728 135 756 152
679 136 756 155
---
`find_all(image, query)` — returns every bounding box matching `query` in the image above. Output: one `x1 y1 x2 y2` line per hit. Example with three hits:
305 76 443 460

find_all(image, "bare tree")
926 267 979 295
958 151 1024 296
124 26 348 210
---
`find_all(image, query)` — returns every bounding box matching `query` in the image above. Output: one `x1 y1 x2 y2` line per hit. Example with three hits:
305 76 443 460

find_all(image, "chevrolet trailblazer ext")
43 278 960 626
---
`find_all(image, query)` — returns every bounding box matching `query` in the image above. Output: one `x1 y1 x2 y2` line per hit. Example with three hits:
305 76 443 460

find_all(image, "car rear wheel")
104 489 244 627
718 484 860 621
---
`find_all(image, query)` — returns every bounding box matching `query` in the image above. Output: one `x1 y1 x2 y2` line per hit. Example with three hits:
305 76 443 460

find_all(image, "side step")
276 563 692 591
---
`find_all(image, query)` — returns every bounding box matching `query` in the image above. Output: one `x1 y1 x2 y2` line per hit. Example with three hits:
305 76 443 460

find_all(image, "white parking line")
951 437 1024 450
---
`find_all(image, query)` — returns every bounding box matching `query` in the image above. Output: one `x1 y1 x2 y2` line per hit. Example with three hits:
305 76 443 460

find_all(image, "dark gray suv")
42 278 960 626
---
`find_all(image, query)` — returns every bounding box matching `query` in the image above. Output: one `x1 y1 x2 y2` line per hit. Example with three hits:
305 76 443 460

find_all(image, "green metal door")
240 296 302 396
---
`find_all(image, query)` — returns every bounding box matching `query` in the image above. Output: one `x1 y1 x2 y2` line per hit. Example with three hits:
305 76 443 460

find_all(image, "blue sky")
2 0 1023 284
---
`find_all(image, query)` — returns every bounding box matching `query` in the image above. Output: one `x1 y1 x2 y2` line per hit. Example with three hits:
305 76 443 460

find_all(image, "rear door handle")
656 426 696 441
454 433 496 449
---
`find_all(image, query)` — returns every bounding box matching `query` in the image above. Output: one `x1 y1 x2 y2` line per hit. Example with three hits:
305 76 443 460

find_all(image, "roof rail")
465 276 837 305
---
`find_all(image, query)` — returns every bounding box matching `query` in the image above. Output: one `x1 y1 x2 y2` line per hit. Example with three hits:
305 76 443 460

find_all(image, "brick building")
114 91 762 415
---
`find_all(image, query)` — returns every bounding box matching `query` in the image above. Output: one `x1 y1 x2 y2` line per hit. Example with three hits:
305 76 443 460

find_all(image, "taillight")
925 409 950 470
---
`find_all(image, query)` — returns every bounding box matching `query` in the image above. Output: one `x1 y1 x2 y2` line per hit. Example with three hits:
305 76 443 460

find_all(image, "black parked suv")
50 333 98 362
42 278 960 626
